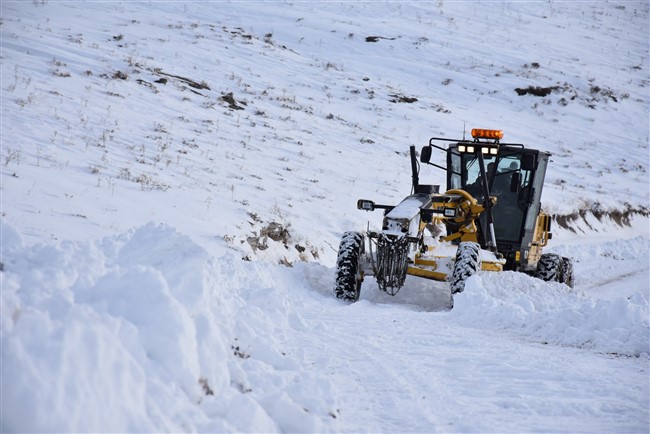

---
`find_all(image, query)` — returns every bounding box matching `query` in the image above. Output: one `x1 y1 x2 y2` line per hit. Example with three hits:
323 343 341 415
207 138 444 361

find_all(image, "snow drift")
1 221 337 432
452 272 649 357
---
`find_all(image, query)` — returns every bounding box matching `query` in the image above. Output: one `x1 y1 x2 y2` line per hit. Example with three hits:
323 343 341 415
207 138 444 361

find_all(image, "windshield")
451 149 533 243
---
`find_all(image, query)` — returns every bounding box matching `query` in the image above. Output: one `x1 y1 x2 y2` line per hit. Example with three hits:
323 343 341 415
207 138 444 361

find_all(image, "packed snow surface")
1 1 649 432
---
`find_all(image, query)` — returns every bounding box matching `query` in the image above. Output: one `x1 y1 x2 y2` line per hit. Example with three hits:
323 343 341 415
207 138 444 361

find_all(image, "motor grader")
334 128 574 306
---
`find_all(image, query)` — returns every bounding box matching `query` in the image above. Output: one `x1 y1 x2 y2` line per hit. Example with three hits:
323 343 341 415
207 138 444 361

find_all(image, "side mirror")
522 154 536 171
420 146 432 163
510 172 520 192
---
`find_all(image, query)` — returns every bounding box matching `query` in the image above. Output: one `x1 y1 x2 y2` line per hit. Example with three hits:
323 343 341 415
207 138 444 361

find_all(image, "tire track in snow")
282 285 649 433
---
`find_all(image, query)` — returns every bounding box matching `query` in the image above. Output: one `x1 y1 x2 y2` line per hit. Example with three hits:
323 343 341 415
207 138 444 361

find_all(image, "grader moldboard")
334 128 574 307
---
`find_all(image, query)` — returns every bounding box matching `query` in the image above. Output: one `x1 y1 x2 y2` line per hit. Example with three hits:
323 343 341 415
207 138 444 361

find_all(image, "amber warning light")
471 128 504 141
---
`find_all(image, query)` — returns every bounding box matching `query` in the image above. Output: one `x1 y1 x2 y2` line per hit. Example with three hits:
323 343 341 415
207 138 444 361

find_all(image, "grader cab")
334 128 573 306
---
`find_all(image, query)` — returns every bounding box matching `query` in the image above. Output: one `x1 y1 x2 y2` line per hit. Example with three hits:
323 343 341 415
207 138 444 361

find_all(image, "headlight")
357 199 375 211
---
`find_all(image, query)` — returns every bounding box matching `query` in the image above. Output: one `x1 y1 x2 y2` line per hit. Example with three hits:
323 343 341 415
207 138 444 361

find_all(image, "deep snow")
1 1 649 433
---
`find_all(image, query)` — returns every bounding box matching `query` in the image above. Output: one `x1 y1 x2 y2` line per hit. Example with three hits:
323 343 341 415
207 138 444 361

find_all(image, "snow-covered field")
1 1 649 432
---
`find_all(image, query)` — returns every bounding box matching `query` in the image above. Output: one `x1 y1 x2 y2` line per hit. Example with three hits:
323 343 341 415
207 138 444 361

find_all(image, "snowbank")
0 221 335 433
451 272 649 357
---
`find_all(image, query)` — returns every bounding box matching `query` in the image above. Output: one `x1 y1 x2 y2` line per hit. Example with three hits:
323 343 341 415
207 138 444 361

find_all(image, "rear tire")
535 253 574 287
334 231 365 302
450 242 481 294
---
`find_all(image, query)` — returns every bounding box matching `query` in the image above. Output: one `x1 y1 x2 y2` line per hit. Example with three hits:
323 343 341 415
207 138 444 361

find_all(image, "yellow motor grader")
334 128 574 305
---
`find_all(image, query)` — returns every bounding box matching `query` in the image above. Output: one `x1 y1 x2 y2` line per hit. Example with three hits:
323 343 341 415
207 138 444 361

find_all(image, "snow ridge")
453 273 649 357
1 221 343 432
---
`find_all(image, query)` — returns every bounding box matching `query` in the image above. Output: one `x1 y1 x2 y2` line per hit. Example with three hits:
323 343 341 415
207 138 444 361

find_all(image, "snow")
3 221 648 432
1 1 649 432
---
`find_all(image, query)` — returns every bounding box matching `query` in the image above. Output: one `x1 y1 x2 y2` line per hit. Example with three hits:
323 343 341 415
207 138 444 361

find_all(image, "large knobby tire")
450 242 481 294
334 231 365 302
535 253 574 287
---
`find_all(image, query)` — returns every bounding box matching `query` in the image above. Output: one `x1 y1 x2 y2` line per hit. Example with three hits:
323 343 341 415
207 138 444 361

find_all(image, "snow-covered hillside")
1 1 649 432
2 1 648 258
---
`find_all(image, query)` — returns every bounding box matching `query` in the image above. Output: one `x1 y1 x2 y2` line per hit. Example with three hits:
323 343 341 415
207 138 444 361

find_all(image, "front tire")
450 242 481 294
334 231 365 302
